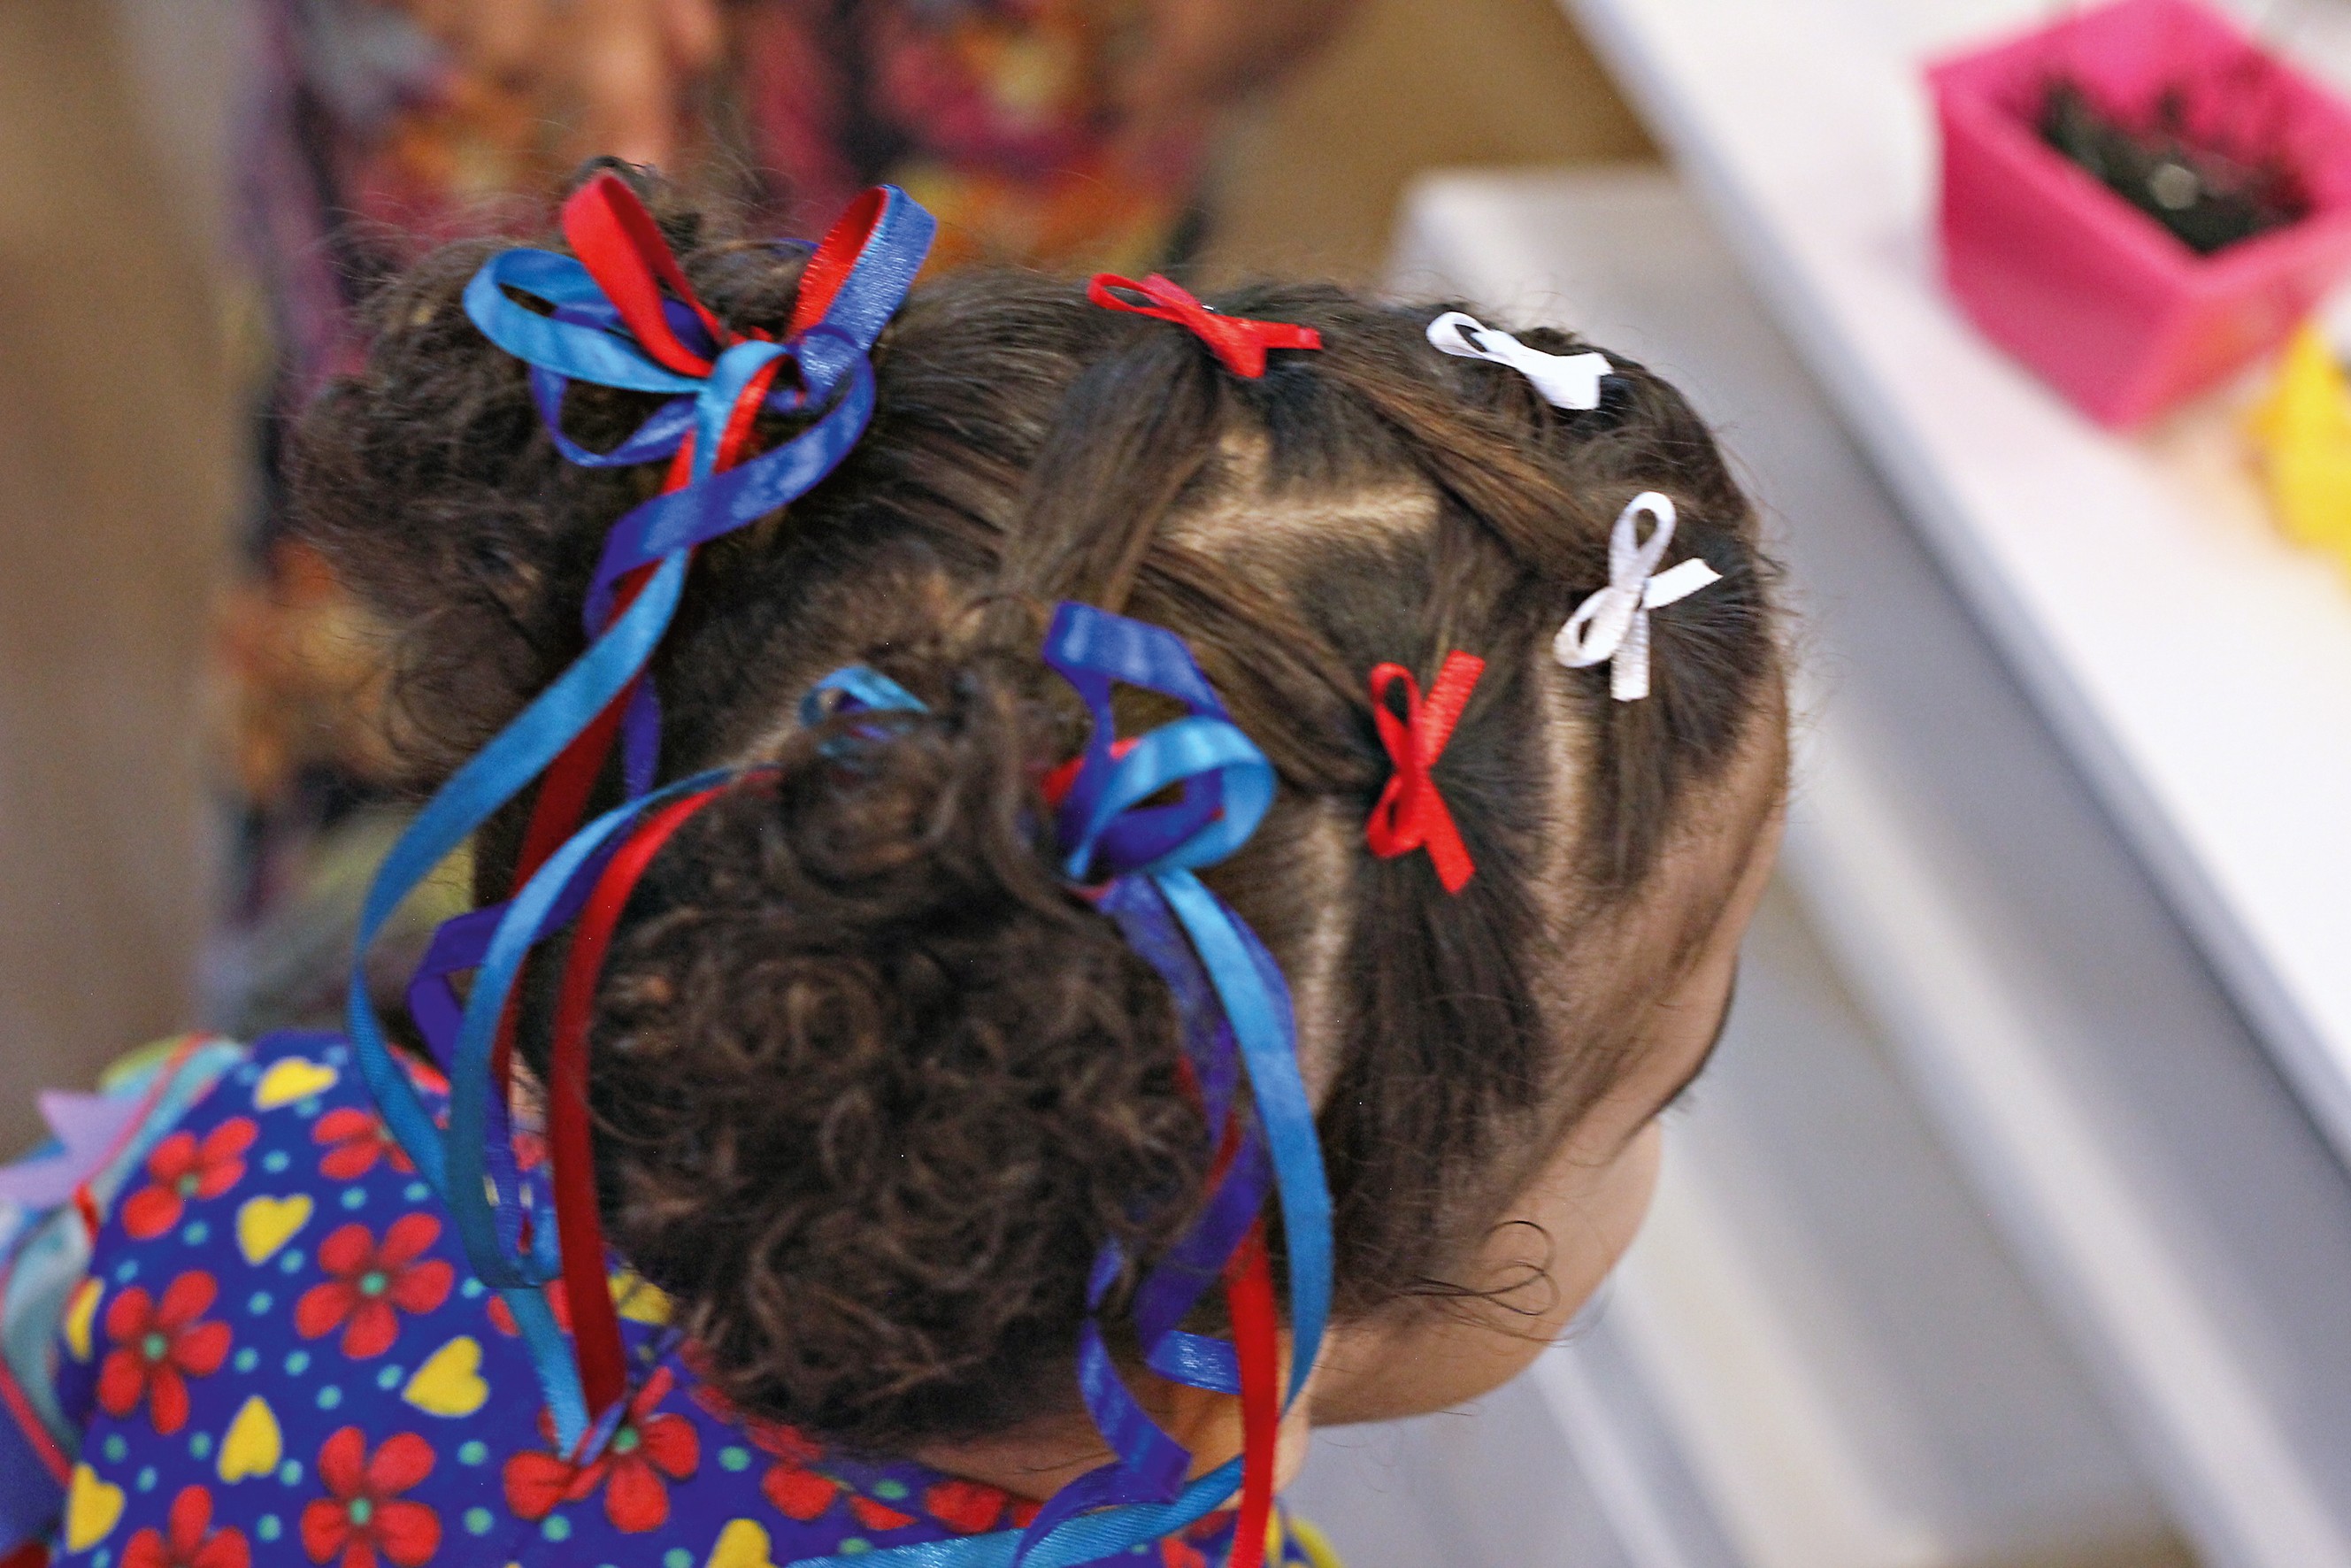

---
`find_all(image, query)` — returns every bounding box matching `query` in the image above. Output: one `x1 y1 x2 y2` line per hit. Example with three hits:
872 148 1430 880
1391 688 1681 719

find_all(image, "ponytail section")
342 168 937 1452
1003 328 1225 611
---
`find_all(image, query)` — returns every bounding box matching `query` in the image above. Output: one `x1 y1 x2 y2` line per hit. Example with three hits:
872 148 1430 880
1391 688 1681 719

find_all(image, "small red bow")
1364 652 1486 894
1087 273 1323 378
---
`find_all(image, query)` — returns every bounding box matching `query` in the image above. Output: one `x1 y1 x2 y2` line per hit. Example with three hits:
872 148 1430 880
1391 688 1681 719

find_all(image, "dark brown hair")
291 166 1779 1453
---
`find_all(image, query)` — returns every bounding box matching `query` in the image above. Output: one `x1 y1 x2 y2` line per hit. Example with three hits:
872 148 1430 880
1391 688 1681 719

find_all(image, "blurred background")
0 0 1652 1130
13 2 2351 1566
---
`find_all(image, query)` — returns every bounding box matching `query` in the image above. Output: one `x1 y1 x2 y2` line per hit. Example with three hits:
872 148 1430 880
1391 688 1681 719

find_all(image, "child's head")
295 169 1786 1461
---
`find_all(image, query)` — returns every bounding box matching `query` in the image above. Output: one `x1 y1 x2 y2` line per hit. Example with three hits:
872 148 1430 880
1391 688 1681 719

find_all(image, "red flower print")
925 1479 1021 1536
762 1465 844 1523
503 1367 700 1533
311 1109 413 1181
847 1495 917 1532
300 1429 440 1568
692 1390 931 1533
745 1418 821 1467
97 1271 230 1434
123 1485 250 1568
294 1215 453 1359
733 1413 841 1522
121 1120 256 1241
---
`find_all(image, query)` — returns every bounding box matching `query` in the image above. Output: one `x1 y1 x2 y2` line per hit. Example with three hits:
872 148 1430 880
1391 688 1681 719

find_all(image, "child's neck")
914 1410 1133 1502
913 1372 1304 1503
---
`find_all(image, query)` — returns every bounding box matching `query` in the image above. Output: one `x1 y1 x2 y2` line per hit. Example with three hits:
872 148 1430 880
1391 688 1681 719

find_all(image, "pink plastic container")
1929 0 2351 428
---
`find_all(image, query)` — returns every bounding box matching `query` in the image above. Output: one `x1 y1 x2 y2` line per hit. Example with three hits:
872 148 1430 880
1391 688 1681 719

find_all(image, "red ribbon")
547 783 734 1421
790 187 885 336
499 172 853 1092
1225 1221 1280 1568
514 176 898 899
511 176 785 896
1086 274 1322 379
1364 652 1485 894
561 170 744 373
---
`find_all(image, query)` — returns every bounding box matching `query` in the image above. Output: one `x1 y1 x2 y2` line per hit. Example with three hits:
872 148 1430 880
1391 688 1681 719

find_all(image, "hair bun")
572 650 1209 1449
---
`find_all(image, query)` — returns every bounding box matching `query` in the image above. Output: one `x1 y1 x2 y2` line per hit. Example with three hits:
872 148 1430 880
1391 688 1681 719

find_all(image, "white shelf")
1562 0 2351 1168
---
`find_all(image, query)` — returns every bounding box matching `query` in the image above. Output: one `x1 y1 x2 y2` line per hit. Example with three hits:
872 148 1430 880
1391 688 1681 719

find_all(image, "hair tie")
1426 310 1611 410
1087 273 1323 378
1554 492 1723 701
1364 652 1486 893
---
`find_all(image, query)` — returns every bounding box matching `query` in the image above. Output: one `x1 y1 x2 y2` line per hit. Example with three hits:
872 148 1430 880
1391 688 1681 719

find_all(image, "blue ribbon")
784 607 1324 1568
794 1459 1247 1568
348 550 690 1211
349 186 935 1452
1039 601 1330 1405
582 342 875 632
799 665 927 726
446 767 753 1287
992 603 1329 1568
442 765 752 1443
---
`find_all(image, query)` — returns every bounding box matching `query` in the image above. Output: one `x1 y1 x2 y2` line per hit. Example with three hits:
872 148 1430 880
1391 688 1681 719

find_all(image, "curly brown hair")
289 165 1779 1453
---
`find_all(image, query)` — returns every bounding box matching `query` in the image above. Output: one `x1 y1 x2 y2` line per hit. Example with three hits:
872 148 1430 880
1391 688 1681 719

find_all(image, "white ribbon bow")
1426 311 1612 410
1553 492 1723 701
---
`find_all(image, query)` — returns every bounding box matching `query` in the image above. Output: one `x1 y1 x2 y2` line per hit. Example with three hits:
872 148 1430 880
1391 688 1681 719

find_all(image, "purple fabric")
0 1092 141 1208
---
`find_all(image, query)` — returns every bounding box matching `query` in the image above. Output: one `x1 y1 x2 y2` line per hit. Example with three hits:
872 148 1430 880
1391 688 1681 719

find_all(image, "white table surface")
1561 0 2351 1164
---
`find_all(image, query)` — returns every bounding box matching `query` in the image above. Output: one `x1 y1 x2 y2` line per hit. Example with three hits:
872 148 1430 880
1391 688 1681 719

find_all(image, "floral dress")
0 1036 1335 1568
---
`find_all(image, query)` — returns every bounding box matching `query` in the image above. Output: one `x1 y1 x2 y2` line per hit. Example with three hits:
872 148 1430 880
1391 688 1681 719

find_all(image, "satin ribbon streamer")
1553 491 1722 702
529 670 930 1435
1425 310 1611 411
1364 651 1486 893
1087 273 1322 379
346 173 934 1450
795 604 1330 1568
1030 602 1321 1568
544 782 733 1418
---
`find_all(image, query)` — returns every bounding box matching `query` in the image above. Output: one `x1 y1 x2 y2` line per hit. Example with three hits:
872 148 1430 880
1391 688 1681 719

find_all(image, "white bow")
1425 311 1612 410
1553 492 1723 701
